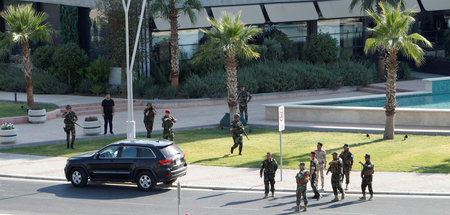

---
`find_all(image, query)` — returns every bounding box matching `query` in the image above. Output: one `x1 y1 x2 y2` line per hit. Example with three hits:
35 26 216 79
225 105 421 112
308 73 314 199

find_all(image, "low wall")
265 104 450 127
0 109 60 125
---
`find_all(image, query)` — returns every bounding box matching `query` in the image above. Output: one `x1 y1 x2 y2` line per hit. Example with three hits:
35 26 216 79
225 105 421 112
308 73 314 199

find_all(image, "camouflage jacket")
339 150 354 167
237 91 252 105
328 158 343 175
162 115 175 130
144 107 155 122
231 119 244 137
309 158 319 175
361 161 374 176
260 158 278 176
64 111 78 125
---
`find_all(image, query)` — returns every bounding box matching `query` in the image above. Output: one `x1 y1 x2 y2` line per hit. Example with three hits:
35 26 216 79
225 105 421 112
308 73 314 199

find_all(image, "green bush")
52 42 89 88
398 62 412 80
31 45 55 71
0 49 10 63
78 79 93 95
259 38 283 61
0 64 24 92
303 33 338 64
84 55 111 84
266 28 293 60
33 70 69 94
180 60 375 98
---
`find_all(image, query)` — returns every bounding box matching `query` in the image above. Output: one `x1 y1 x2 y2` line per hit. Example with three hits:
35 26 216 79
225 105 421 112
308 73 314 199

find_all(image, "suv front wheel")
70 168 88 187
136 171 156 192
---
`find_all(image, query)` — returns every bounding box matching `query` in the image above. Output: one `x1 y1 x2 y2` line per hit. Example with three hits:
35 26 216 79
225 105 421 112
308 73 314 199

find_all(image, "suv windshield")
159 144 182 158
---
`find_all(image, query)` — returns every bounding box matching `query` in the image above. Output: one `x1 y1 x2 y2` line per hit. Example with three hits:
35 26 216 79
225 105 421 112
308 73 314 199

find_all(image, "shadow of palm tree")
415 159 450 173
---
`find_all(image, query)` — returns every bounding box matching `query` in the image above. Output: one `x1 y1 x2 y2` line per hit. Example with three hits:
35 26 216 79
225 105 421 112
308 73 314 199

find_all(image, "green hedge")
180 60 376 98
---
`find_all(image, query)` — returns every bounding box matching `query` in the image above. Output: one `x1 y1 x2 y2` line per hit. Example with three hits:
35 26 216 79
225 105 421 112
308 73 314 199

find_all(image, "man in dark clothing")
144 103 156 138
260 152 278 199
101 93 115 135
62 105 78 149
309 151 321 200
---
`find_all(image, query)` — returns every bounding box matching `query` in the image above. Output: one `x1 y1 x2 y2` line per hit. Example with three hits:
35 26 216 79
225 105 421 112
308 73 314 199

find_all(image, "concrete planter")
83 120 102 135
0 128 18 144
28 109 47 123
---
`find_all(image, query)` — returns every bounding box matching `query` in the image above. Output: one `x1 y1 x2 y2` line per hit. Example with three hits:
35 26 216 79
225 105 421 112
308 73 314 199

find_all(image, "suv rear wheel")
70 168 88 187
137 171 156 191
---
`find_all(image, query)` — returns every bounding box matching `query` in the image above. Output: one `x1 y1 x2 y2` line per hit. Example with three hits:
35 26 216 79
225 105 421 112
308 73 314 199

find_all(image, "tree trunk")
225 52 238 124
383 49 399 140
169 1 180 90
21 41 34 107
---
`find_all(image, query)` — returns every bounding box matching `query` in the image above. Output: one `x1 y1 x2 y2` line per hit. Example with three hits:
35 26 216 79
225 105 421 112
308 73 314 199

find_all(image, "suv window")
138 148 156 158
121 146 138 158
159 144 182 158
99 146 120 158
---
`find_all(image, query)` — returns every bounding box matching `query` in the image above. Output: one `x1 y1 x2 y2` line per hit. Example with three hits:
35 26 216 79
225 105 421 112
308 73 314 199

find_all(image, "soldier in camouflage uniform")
309 151 321 200
143 103 156 138
230 113 245 155
339 144 354 190
327 152 345 202
237 87 252 122
62 105 78 149
260 152 278 199
295 162 309 212
162 109 176 141
359 154 374 201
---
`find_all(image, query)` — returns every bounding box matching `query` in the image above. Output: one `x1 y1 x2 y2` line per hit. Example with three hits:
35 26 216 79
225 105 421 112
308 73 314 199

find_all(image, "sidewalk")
0 153 449 196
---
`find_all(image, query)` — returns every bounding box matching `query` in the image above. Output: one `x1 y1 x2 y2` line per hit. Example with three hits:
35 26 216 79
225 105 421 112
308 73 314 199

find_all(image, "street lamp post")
121 0 147 140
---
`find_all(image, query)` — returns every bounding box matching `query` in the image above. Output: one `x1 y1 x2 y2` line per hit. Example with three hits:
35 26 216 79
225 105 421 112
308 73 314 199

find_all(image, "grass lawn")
1 128 449 173
0 102 58 118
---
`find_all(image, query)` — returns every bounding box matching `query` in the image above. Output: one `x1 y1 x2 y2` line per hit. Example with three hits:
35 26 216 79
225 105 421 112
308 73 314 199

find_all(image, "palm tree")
199 12 261 122
1 4 54 106
364 2 432 139
150 0 202 90
350 0 404 79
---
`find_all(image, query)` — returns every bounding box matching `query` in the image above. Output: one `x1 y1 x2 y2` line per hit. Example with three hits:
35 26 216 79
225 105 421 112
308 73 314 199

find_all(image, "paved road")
0 177 448 215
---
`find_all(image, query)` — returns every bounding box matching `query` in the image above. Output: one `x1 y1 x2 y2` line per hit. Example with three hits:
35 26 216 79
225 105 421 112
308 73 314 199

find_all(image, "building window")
267 22 308 43
318 18 363 56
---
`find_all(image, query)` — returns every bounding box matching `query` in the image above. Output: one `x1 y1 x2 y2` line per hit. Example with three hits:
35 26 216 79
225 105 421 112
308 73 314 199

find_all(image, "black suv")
64 139 187 191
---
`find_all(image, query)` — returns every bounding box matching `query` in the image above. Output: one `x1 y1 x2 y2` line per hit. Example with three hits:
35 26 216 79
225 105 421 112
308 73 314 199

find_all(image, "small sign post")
177 181 181 215
278 106 285 181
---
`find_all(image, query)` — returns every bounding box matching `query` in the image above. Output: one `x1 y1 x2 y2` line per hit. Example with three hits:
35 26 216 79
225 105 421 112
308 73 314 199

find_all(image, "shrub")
265 28 293 60
191 39 225 75
29 105 43 110
91 84 104 96
33 69 69 94
85 116 98 121
31 45 56 71
52 42 89 88
84 55 111 84
303 33 338 64
259 38 283 61
327 61 375 87
0 64 25 92
0 49 10 63
78 79 94 95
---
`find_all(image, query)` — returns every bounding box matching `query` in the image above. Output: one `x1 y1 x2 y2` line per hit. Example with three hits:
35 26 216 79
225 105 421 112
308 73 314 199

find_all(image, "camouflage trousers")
361 175 373 195
264 174 275 194
341 166 351 185
331 173 344 195
296 184 308 206
231 135 243 154
310 173 320 197
144 120 154 138
163 129 174 141
239 104 248 121
64 124 75 148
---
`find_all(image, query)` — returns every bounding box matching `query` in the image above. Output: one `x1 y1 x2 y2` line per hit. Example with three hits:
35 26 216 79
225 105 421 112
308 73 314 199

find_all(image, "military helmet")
299 162 305 166
365 154 371 158
234 113 240 118
66 105 72 109
332 152 338 156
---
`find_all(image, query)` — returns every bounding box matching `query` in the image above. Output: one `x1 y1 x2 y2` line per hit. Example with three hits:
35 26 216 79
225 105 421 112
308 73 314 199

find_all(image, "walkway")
0 153 448 196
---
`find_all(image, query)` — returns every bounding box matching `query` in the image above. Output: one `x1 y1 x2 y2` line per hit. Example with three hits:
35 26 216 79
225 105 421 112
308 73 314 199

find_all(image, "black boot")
230 147 234 154
71 143 75 149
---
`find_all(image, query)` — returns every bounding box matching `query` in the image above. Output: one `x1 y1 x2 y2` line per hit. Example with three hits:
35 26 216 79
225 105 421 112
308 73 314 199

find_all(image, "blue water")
318 93 450 109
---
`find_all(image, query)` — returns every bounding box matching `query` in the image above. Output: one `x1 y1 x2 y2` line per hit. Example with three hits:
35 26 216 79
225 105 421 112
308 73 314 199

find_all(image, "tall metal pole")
279 130 283 181
121 0 147 140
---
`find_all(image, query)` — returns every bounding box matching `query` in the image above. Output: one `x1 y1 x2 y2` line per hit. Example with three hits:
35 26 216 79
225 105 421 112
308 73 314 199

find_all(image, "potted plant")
0 123 18 144
28 105 47 123
83 116 101 135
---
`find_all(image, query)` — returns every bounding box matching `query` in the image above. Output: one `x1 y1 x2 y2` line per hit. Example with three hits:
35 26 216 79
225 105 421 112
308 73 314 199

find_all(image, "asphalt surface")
0 177 448 215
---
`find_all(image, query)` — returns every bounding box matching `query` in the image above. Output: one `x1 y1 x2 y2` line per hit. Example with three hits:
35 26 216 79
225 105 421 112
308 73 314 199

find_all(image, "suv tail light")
183 153 186 158
159 159 173 165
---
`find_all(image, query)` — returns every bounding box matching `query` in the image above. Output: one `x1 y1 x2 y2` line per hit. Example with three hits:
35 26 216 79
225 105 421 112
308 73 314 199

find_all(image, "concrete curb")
1 174 449 197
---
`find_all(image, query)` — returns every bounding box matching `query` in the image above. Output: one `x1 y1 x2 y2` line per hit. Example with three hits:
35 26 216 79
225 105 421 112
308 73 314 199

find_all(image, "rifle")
241 127 249 140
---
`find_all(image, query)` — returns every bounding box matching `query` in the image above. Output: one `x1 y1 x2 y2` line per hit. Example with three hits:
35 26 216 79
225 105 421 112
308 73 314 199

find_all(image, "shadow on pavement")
197 192 227 200
37 183 171 200
221 197 262 207
320 199 365 209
